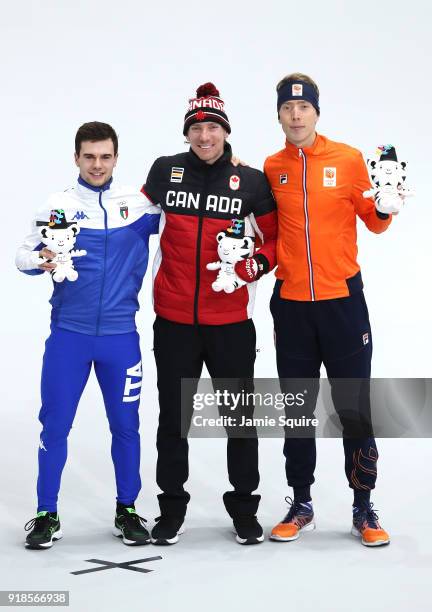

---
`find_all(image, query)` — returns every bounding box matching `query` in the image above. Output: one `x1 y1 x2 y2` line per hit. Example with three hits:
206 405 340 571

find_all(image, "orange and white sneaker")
270 497 315 542
351 503 390 547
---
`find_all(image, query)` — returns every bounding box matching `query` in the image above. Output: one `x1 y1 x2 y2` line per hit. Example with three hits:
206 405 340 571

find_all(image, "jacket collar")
77 175 113 192
187 142 232 169
284 133 328 157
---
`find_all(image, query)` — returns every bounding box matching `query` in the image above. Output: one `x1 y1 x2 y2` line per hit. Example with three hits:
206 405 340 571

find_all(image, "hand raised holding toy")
363 145 415 215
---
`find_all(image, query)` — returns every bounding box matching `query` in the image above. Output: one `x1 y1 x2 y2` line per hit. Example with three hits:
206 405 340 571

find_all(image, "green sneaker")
113 507 150 545
24 511 62 549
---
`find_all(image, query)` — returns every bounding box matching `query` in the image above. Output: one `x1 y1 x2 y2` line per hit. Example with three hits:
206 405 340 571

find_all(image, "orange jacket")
264 134 392 301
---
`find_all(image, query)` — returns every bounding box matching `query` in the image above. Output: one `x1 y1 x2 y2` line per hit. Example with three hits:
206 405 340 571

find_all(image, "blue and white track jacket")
16 177 160 335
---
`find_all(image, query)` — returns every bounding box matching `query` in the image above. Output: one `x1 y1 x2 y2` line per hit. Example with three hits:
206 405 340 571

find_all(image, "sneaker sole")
151 526 185 546
270 521 315 542
112 527 150 546
351 526 390 547
25 529 63 550
235 532 265 545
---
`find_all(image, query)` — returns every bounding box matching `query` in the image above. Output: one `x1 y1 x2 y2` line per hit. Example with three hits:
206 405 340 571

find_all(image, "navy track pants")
270 281 378 493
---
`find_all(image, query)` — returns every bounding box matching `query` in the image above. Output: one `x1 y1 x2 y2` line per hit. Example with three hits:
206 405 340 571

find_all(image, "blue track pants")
37 327 142 512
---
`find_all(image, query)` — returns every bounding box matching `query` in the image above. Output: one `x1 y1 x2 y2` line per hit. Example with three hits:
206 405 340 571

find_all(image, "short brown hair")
75 121 118 156
276 73 319 97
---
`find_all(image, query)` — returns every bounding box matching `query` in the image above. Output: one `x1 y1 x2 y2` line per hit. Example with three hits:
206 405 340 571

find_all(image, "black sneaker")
113 507 150 545
24 511 62 549
151 516 184 545
232 515 264 545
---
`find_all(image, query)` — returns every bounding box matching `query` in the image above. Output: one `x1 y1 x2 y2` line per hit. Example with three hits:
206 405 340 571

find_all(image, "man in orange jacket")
265 73 402 547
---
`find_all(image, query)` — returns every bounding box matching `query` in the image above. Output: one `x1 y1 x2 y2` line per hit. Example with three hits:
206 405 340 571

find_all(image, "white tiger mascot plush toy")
207 219 254 294
363 145 415 215
38 209 87 282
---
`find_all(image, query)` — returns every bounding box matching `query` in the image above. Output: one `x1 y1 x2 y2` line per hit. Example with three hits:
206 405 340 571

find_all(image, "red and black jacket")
143 144 277 325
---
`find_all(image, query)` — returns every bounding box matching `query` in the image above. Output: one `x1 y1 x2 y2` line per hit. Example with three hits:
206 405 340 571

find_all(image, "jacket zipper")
193 169 210 324
299 148 315 301
96 190 108 334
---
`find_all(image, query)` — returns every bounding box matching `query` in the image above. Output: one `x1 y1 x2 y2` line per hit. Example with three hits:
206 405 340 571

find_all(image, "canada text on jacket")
166 190 242 215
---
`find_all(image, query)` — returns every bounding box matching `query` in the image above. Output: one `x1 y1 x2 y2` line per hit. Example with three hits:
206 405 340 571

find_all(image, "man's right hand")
38 248 56 271
374 187 404 215
231 156 248 167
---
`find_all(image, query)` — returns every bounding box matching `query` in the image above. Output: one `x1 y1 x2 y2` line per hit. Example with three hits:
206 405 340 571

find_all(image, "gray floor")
1 430 431 611
2 318 431 611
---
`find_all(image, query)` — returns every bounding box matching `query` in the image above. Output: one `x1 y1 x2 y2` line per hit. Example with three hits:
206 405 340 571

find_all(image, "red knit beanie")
183 82 231 135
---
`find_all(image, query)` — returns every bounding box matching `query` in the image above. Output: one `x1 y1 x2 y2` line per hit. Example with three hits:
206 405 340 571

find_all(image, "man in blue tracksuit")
16 122 160 549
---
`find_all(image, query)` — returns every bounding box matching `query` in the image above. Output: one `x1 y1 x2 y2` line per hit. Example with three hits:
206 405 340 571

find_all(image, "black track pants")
153 316 260 518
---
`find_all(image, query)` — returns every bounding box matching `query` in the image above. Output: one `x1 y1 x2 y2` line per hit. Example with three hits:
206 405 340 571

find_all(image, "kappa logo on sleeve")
323 167 337 187
279 174 288 184
72 210 89 221
170 167 184 183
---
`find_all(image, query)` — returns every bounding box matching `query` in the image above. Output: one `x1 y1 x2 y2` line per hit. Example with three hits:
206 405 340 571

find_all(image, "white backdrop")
1 1 431 611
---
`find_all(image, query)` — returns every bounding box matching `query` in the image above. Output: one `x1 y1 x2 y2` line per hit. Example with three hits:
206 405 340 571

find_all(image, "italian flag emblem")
120 205 128 220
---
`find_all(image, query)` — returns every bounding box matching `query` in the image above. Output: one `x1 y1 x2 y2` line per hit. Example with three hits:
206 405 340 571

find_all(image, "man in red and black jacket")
143 83 277 545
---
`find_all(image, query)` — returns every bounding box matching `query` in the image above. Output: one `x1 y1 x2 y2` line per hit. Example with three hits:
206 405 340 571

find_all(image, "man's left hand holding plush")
234 254 269 283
